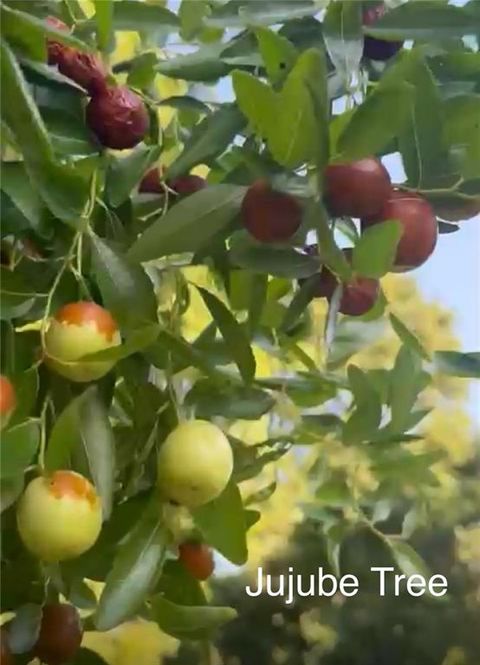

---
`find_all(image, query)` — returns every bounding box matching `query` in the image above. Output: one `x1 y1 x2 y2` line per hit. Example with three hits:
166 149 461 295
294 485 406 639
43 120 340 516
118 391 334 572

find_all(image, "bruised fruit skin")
33 604 83 665
157 420 233 508
17 471 102 562
179 541 215 581
241 179 303 243
44 301 121 383
45 16 69 66
363 3 403 61
57 48 107 94
0 375 16 430
0 628 12 665
363 191 438 271
324 158 392 218
86 86 149 150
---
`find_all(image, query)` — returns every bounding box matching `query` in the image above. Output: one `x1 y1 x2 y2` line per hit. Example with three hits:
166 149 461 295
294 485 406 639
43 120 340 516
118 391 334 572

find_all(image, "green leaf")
112 1 179 32
254 26 298 84
10 368 38 426
149 596 237 640
106 145 162 208
1 474 24 513
352 220 402 278
323 1 363 81
45 387 115 520
95 500 168 631
434 351 480 379
206 0 318 28
0 421 39 480
157 560 207 607
342 365 382 444
158 95 210 115
6 603 42 654
444 95 480 181
179 0 211 41
337 85 413 161
0 42 90 225
280 275 318 333
193 481 248 565
0 266 37 321
186 381 274 420
230 242 320 278
232 69 278 143
156 44 229 82
366 2 479 40
197 287 256 383
90 233 158 331
128 185 245 263
389 314 430 362
387 539 431 580
305 201 352 281
94 0 114 52
389 346 424 434
167 105 245 181
0 162 45 232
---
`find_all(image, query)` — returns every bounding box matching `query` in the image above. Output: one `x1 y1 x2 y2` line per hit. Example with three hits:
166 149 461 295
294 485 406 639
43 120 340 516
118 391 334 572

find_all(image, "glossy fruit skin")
86 86 149 149
157 420 233 508
312 266 379 317
57 48 107 94
179 541 214 581
241 180 303 243
44 301 121 383
324 158 392 218
33 604 83 665
45 16 69 66
0 628 13 665
0 375 16 430
363 3 403 61
362 190 438 271
17 471 102 562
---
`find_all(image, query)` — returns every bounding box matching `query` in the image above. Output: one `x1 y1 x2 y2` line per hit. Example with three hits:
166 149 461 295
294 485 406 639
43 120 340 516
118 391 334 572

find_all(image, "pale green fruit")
157 420 233 508
44 302 121 383
17 471 102 562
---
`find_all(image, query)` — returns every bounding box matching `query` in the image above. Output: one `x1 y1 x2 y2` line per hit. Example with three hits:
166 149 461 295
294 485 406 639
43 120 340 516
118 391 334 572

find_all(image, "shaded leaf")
106 145 162 207
0 421 39 480
352 221 402 278
434 351 480 379
150 596 237 640
390 314 430 361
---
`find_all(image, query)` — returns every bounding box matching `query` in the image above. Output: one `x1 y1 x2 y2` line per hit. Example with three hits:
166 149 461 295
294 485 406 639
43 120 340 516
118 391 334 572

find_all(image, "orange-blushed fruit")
0 375 16 430
86 85 149 150
362 190 438 271
16 471 102 562
324 157 392 218
44 301 121 382
241 179 303 243
33 603 83 665
179 541 215 581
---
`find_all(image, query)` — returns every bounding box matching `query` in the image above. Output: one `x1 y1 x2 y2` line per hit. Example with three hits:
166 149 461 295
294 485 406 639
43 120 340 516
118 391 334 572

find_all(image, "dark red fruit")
57 48 107 94
169 175 207 196
325 158 391 218
33 603 83 665
309 250 379 316
45 16 69 66
362 190 438 271
179 541 215 581
363 3 403 61
0 627 13 665
241 180 302 243
139 167 163 194
86 86 149 150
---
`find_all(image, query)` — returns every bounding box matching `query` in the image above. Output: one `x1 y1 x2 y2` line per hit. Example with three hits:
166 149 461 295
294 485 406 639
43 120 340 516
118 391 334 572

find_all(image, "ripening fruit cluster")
46 16 149 149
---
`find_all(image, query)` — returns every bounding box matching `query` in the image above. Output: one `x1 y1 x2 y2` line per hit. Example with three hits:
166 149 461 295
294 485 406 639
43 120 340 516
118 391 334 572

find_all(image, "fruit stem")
38 396 51 471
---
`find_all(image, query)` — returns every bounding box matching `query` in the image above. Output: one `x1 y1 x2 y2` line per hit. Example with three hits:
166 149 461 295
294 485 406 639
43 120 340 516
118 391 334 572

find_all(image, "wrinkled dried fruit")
57 48 107 94
33 604 83 665
17 471 102 562
45 16 69 66
0 375 16 430
363 3 403 61
241 179 303 243
157 420 233 508
86 85 150 150
363 191 438 271
44 301 121 383
325 158 391 218
179 541 215 580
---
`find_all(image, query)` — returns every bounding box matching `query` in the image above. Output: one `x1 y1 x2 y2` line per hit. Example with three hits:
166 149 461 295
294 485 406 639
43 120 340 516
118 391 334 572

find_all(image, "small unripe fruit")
0 628 12 665
157 420 233 508
33 604 83 665
241 179 302 243
179 541 214 581
362 191 438 271
45 16 69 66
57 48 107 94
86 86 149 150
44 301 121 383
0 375 16 430
324 158 391 218
17 471 102 562
363 3 403 61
